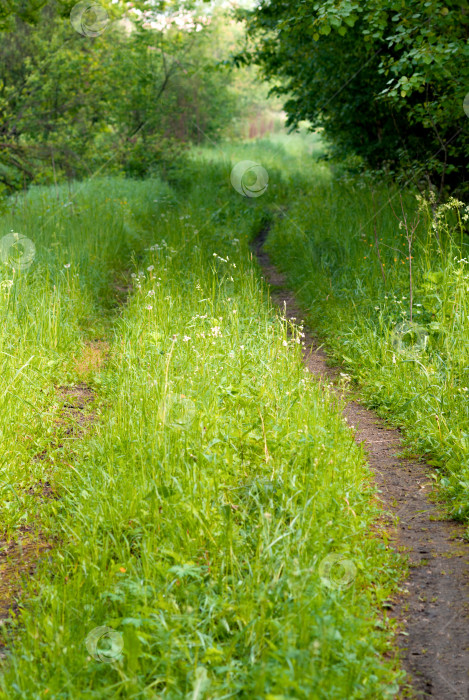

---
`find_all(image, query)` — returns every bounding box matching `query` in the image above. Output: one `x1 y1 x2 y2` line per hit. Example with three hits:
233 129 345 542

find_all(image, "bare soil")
254 227 469 699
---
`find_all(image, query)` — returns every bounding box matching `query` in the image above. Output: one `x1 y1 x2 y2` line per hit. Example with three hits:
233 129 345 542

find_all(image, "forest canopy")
241 0 469 197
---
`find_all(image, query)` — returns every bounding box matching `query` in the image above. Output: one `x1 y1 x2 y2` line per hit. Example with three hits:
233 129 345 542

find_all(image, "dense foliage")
0 1 237 193
242 0 469 197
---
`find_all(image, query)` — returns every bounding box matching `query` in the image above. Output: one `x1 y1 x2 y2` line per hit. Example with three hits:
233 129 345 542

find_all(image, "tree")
241 0 469 197
0 1 238 190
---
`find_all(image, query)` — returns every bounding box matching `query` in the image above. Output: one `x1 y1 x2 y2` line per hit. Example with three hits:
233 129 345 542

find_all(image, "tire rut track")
0 342 108 651
254 224 469 699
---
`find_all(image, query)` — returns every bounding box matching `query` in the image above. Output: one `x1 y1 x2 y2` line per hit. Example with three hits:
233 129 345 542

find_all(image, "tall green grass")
264 151 469 524
0 154 403 697
0 177 173 538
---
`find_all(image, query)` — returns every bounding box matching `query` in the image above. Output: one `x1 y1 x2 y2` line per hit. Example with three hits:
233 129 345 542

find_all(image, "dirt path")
0 342 108 647
254 227 469 699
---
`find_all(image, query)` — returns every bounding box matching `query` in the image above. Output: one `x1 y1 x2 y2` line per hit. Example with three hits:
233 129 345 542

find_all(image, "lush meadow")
0 152 403 697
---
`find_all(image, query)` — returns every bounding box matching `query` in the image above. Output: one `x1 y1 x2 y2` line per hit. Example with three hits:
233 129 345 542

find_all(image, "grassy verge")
263 145 469 525
0 153 403 698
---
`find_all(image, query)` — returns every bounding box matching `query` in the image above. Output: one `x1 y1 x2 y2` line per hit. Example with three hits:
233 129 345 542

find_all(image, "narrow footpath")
254 225 469 699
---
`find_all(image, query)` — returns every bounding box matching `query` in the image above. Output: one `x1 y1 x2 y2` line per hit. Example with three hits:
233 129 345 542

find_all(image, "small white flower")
147 290 155 297
283 340 288 346
211 326 222 337
147 265 154 272
183 335 191 342
145 305 153 310
64 263 71 269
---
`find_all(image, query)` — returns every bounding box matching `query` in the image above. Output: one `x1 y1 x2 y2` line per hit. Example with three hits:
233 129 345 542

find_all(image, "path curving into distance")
254 224 469 699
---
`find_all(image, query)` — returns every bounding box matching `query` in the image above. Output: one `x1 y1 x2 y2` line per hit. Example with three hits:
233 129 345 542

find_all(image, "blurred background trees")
2 0 467 200
0 0 271 194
